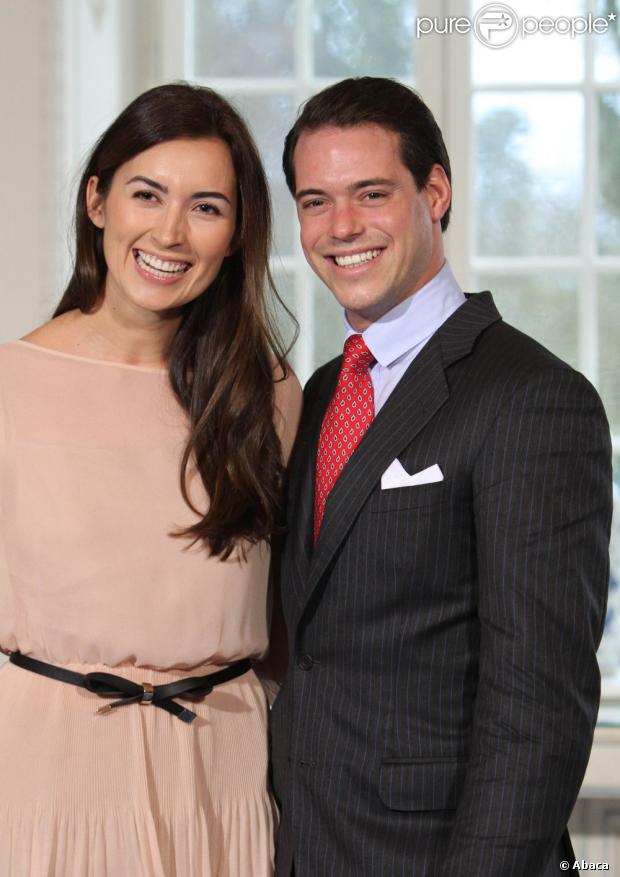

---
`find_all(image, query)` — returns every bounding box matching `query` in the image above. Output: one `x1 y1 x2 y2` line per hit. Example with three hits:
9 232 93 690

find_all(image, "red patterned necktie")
314 334 375 543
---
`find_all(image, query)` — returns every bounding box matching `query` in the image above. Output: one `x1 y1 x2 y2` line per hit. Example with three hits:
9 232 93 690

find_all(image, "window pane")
474 93 584 257
313 0 416 79
594 0 620 83
229 93 297 256
272 270 299 364
476 273 579 368
192 0 295 77
599 275 620 433
597 94 620 255
313 277 344 367
471 0 585 85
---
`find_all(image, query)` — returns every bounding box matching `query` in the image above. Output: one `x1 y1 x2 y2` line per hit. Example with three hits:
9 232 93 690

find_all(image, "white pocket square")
380 461 444 490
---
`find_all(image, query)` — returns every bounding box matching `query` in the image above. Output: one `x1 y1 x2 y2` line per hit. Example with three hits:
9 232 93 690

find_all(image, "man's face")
293 124 450 330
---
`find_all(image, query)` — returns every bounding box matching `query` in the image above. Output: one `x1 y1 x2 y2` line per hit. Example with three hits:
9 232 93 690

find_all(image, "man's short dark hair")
282 76 452 232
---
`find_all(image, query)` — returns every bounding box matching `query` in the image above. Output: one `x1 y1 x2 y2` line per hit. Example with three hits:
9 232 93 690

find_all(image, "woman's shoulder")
20 310 85 353
272 356 302 465
0 338 39 377
0 338 45 441
0 320 74 421
0 313 81 380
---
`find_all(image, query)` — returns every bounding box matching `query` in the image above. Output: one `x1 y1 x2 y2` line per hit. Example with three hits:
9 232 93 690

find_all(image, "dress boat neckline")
13 340 169 374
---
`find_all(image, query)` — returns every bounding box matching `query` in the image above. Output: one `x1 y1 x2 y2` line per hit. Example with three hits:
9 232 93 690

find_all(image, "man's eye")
364 191 384 201
303 199 325 209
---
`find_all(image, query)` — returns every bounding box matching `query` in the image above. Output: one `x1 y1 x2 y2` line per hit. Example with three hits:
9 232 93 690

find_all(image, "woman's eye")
197 203 221 216
133 190 156 202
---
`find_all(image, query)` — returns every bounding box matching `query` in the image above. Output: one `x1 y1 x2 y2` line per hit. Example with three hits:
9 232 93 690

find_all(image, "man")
270 77 612 876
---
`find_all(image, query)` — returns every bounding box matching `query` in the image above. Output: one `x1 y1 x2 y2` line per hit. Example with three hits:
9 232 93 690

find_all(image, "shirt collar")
344 261 466 368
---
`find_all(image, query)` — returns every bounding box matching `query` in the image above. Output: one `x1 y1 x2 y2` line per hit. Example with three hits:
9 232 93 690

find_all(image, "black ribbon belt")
9 651 252 725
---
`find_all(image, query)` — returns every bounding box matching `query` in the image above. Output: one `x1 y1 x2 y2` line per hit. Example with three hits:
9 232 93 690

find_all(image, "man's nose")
329 202 363 240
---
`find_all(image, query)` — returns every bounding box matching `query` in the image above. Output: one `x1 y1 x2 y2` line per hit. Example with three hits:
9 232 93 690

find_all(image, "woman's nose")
151 206 185 249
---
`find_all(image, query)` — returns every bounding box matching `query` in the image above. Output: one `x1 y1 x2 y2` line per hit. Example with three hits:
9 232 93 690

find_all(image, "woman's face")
86 137 237 318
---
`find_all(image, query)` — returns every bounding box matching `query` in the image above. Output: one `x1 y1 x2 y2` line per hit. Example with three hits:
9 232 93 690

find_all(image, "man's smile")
331 248 384 268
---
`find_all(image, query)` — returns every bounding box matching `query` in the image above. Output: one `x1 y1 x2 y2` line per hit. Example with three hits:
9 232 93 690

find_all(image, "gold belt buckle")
141 682 154 705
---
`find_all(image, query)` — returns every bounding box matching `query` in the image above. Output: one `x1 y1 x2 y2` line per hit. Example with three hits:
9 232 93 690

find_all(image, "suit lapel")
284 362 339 603
290 291 501 624
305 336 448 611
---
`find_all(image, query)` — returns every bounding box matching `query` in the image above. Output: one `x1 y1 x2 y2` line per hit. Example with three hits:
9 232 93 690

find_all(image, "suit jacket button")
296 653 314 671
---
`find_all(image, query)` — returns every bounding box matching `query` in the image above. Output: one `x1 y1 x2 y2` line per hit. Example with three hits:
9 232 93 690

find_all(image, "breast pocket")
370 478 466 513
378 758 467 812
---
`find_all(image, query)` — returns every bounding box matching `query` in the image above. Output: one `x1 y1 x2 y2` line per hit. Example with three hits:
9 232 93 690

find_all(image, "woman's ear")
225 239 239 258
224 227 241 258
86 176 105 228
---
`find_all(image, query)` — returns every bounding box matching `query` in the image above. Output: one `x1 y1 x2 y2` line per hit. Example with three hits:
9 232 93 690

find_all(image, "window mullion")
579 3 600 386
439 0 473 288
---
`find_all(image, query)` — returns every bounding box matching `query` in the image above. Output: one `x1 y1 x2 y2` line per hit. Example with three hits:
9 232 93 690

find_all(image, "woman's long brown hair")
54 83 296 559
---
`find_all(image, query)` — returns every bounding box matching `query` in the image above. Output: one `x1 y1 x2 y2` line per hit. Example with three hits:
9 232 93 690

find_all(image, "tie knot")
342 334 375 373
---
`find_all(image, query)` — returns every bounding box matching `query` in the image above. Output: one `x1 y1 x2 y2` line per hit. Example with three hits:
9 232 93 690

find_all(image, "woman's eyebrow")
126 175 167 193
191 190 232 205
125 175 232 204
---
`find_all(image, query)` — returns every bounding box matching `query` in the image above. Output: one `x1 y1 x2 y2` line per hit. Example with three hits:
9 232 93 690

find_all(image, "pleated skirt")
0 660 277 876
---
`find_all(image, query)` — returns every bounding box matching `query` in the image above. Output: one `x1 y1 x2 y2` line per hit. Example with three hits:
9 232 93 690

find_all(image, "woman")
0 83 300 876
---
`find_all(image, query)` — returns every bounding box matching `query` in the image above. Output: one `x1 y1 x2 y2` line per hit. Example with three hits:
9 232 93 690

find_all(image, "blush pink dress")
0 340 300 877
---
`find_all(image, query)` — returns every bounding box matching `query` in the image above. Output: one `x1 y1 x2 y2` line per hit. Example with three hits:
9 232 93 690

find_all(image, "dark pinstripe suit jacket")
270 292 612 876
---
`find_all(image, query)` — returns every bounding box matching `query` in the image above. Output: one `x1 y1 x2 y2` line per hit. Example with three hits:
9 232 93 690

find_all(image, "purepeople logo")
416 3 617 48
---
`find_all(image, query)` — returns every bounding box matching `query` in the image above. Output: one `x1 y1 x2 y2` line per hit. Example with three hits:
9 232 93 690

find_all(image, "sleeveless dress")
0 340 300 877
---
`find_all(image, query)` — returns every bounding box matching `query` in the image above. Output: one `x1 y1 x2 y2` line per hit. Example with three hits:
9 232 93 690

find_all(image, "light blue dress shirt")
344 261 466 414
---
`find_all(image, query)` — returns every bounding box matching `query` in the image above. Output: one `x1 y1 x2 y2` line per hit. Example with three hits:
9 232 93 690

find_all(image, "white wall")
0 0 175 343
0 0 66 340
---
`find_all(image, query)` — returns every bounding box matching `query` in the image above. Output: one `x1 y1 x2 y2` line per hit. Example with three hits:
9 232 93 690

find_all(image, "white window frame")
160 0 464 381
60 0 620 695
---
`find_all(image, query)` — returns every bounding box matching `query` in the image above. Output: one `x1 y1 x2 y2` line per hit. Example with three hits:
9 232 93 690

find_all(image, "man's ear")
86 176 105 228
424 164 452 225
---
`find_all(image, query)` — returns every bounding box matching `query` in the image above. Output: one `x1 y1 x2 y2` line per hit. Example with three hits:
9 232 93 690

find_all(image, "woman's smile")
133 248 192 284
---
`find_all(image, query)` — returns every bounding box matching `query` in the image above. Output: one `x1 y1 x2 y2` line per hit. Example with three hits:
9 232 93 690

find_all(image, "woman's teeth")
334 249 381 268
135 250 190 278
